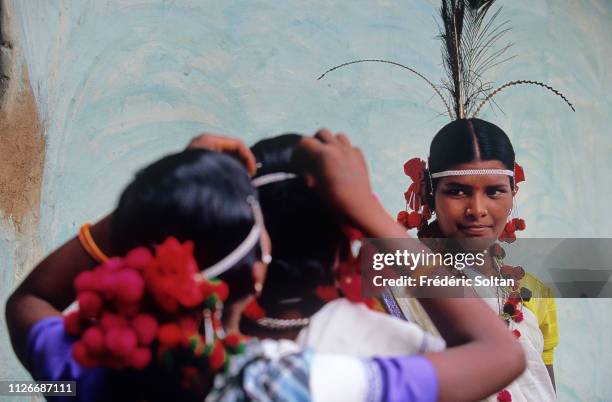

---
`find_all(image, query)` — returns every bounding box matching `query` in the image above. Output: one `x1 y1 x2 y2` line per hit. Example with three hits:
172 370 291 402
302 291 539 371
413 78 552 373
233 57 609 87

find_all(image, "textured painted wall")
1 0 611 400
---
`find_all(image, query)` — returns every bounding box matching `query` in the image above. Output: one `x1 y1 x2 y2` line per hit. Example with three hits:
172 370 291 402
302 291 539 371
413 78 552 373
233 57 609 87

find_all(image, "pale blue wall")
2 0 611 400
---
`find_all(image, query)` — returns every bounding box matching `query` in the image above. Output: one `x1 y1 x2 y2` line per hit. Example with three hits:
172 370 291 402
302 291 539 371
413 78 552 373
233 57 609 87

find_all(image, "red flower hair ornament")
397 158 432 231
67 195 267 382
66 236 244 378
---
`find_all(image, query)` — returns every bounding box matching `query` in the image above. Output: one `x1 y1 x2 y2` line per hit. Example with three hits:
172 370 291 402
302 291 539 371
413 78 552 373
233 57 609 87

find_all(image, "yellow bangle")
78 222 109 263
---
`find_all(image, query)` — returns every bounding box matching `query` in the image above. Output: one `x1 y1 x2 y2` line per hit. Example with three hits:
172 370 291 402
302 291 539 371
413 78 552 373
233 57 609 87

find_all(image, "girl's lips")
458 225 493 236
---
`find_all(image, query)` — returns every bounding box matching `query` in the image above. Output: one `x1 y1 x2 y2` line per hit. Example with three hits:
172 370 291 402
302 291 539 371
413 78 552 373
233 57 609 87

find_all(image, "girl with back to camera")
243 133 445 356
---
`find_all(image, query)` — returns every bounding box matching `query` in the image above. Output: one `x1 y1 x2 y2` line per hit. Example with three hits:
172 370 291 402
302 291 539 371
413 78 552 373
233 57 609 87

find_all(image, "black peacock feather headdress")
318 0 575 120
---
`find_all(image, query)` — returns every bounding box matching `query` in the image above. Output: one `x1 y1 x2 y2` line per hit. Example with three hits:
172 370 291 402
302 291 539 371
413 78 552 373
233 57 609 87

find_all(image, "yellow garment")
522 272 558 365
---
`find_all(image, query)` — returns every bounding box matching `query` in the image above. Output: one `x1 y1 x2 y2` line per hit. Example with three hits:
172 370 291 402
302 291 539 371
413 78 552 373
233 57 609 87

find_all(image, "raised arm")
5 216 113 364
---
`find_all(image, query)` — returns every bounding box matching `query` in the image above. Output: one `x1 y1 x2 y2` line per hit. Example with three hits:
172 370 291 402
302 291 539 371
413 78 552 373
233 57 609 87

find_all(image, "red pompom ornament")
397 211 409 227
177 283 205 309
77 291 103 319
223 332 242 349
114 269 145 304
132 314 158 345
102 257 124 271
315 285 340 301
116 301 141 317
499 230 517 243
129 347 152 370
513 310 524 323
208 340 226 372
512 218 526 231
124 247 153 270
105 327 138 358
157 323 184 348
68 236 244 374
512 329 521 338
64 311 84 336
497 389 512 402
210 279 230 303
243 299 266 320
100 312 129 330
407 211 422 228
399 158 431 231
82 326 106 355
73 341 98 368
75 271 98 292
507 293 521 306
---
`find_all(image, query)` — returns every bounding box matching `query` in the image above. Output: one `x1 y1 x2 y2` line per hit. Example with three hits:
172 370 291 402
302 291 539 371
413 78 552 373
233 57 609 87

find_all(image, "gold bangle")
78 222 109 263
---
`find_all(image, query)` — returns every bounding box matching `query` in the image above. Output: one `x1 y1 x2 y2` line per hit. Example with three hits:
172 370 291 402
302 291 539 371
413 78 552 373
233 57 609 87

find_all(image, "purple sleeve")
369 355 439 402
25 316 106 402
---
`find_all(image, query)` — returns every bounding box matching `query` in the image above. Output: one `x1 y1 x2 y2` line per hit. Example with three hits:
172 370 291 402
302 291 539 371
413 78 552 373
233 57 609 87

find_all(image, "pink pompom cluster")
65 237 230 371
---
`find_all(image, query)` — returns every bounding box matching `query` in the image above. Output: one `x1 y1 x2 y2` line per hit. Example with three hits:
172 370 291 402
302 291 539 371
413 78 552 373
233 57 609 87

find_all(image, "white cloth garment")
480 297 557 402
296 298 446 357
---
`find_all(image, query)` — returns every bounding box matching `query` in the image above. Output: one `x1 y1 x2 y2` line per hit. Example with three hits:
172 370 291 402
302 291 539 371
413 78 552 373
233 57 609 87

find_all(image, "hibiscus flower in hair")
144 237 204 313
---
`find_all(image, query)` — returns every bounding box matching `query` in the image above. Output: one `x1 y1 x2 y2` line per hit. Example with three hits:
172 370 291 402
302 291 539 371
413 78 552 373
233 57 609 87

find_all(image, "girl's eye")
486 188 507 197
445 189 467 197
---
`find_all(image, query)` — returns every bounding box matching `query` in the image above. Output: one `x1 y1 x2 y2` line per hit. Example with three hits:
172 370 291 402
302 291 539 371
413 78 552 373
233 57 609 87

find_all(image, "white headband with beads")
198 171 300 279
197 195 268 279
430 169 514 179
251 172 298 187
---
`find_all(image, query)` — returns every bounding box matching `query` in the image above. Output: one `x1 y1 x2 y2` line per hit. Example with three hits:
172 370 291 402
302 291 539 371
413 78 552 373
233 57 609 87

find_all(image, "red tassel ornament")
398 158 431 231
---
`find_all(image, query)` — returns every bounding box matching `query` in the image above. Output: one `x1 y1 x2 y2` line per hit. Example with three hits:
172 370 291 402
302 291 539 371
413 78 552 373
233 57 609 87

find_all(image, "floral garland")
64 237 246 389
398 158 532 402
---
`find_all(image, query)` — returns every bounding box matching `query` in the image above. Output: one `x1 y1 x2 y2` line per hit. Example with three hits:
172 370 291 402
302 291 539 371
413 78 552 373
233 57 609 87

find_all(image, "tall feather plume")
439 0 512 119
317 59 453 119
439 0 466 119
462 0 514 116
473 80 575 117
316 1 574 121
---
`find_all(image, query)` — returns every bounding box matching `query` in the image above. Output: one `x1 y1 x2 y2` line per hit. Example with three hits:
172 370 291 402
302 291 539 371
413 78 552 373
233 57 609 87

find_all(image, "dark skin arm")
5 133 256 366
295 130 526 402
5 216 113 365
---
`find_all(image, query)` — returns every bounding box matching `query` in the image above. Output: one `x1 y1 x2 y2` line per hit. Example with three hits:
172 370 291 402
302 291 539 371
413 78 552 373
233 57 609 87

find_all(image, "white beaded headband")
251 172 298 187
197 195 268 279
197 171 300 279
430 169 514 179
